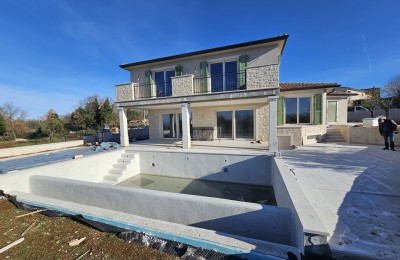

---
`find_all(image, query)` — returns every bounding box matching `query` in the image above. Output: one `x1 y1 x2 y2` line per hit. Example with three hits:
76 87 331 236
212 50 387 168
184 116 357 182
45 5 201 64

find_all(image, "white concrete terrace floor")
129 140 400 259
281 143 400 259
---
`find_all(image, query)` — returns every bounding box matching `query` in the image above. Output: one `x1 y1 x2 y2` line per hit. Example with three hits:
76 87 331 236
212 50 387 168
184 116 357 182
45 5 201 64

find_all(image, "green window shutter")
277 96 284 126
145 70 152 97
175 65 182 76
239 55 247 90
200 61 208 93
313 94 322 125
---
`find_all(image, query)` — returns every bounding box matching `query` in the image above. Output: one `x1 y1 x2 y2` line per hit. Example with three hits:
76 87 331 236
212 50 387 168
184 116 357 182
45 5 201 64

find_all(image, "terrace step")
325 128 345 143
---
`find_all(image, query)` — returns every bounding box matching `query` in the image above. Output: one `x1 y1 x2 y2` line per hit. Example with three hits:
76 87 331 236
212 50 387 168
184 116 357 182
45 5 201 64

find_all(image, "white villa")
115 35 353 149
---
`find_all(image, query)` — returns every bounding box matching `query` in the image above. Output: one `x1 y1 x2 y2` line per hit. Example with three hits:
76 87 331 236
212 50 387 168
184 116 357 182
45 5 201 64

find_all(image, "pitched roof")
120 34 289 69
280 82 340 91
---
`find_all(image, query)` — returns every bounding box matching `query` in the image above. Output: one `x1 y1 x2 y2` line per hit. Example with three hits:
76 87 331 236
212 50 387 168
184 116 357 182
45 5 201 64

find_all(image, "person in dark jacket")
378 117 398 151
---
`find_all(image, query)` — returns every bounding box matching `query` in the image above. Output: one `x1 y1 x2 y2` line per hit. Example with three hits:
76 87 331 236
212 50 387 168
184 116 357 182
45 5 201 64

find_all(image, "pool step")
102 151 135 184
112 163 128 170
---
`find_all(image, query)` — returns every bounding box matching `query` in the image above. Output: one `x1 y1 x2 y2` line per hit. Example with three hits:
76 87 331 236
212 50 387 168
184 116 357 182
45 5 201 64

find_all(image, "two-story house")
116 35 288 151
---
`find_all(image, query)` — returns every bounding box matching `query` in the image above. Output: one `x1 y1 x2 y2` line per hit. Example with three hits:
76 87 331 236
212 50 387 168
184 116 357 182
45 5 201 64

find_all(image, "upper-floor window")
154 69 175 97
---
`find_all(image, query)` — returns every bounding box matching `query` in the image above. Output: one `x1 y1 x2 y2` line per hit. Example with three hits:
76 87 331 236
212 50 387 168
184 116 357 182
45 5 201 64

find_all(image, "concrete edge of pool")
0 147 330 259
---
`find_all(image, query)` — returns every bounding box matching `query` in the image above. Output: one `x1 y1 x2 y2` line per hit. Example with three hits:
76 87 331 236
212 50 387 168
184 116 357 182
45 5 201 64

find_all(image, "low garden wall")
0 140 84 158
337 125 399 147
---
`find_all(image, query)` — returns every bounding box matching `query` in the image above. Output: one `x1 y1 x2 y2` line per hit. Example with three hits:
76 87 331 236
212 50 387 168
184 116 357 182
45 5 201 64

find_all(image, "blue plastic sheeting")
0 144 120 174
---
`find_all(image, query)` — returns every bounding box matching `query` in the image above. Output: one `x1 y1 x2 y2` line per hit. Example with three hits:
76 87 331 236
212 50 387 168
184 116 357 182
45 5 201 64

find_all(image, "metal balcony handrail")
133 80 173 99
193 71 246 94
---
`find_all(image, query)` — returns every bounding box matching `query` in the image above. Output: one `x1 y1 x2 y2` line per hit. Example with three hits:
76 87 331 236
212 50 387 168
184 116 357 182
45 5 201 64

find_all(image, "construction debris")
0 237 25 254
20 222 36 237
15 209 46 219
76 249 91 260
68 237 86 247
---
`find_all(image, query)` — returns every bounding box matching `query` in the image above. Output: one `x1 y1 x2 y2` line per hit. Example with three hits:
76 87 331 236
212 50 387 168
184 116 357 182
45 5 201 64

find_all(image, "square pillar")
118 107 129 147
181 102 191 149
268 96 279 152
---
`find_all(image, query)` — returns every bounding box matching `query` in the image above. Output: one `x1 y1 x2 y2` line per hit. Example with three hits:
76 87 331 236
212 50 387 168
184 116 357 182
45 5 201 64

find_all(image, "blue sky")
0 0 399 119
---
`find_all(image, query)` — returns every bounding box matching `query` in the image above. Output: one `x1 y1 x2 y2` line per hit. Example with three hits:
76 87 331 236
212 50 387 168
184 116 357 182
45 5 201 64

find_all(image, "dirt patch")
0 200 178 259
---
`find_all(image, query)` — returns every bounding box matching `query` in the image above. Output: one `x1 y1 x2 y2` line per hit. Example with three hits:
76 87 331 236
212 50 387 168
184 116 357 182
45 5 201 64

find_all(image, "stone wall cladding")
148 110 160 140
192 107 213 128
246 65 279 90
256 104 269 142
277 125 327 146
115 83 135 102
172 75 194 97
277 127 302 146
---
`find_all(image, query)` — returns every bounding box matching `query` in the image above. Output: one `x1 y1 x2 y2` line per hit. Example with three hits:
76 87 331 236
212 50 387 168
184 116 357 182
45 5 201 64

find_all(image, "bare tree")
382 75 400 118
0 102 27 140
360 87 381 117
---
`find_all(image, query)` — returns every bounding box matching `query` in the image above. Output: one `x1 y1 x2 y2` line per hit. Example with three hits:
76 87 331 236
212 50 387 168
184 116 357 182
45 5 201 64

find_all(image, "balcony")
115 63 280 103
134 80 173 99
193 71 246 94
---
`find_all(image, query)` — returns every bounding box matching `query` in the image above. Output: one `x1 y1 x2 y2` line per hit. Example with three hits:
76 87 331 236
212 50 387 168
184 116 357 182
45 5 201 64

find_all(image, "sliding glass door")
217 110 254 139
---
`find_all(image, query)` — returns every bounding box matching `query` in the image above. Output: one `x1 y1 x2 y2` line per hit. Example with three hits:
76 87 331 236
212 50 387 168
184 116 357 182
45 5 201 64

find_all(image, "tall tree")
41 109 64 140
0 102 27 140
99 98 117 126
83 96 101 129
70 108 87 130
0 113 6 137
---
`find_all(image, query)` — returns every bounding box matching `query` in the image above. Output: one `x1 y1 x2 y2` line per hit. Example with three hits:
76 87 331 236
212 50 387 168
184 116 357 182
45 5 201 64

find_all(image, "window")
210 61 238 92
284 97 311 124
217 110 254 139
155 70 175 97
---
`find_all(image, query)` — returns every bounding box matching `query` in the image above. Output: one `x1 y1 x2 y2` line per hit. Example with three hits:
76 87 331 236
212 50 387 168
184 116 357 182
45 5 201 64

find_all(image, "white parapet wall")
0 140 84 158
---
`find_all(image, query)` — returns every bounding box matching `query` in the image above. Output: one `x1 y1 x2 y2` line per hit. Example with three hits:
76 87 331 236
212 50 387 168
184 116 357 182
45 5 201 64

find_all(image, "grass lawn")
0 199 178 259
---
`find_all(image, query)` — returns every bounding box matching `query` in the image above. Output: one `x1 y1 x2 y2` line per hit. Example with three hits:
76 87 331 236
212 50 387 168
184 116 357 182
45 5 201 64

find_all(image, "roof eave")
120 34 289 70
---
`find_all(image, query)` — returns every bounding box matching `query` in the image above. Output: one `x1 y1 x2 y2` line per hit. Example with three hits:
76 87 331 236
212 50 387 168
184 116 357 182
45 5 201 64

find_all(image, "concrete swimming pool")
0 147 328 259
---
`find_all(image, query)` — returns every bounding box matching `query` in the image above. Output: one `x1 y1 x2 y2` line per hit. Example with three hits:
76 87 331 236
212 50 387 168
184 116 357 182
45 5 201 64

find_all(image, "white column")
322 92 327 125
181 102 191 149
118 107 129 147
268 96 279 152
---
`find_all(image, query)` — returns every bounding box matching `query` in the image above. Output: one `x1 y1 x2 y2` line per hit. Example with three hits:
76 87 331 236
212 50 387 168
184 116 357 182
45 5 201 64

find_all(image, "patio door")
162 113 192 139
216 110 254 139
155 70 175 97
162 114 178 138
327 101 338 123
210 61 238 92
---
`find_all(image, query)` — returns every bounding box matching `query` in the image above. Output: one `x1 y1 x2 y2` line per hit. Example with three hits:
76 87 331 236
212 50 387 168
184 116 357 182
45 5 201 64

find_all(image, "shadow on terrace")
281 144 400 259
